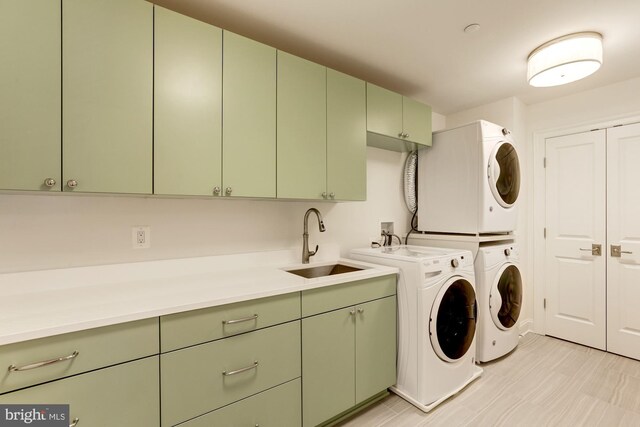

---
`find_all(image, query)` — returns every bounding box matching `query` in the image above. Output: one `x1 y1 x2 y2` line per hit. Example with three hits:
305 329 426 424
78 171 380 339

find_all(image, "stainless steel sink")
286 263 363 279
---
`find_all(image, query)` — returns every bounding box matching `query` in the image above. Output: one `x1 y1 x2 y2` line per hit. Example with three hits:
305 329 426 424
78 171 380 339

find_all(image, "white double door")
545 122 640 360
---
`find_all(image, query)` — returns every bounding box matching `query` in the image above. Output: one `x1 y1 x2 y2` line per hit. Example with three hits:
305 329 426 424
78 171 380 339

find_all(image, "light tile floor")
336 333 640 426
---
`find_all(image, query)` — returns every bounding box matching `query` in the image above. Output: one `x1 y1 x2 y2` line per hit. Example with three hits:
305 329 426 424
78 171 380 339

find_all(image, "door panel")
154 7 222 196
223 31 276 198
276 52 326 199
607 122 640 360
0 0 61 191
366 83 402 138
545 130 606 350
327 69 366 201
63 0 152 193
302 307 355 427
402 96 432 146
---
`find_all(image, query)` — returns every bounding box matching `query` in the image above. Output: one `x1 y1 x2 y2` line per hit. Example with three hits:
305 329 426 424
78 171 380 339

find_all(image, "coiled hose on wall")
403 151 419 243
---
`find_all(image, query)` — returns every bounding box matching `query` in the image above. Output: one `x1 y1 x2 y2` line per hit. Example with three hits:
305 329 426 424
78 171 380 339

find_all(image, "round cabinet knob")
398 132 404 138
349 309 356 316
504 248 511 256
43 178 56 187
404 133 410 138
213 186 221 195
322 192 327 199
225 187 232 195
357 308 364 314
66 179 78 189
329 192 335 199
451 258 459 268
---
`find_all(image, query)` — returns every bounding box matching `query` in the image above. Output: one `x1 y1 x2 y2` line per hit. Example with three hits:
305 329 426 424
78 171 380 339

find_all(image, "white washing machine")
417 120 521 234
350 245 483 412
476 242 523 362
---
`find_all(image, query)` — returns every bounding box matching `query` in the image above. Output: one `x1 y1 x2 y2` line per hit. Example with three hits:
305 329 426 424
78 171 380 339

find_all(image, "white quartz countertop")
0 248 398 346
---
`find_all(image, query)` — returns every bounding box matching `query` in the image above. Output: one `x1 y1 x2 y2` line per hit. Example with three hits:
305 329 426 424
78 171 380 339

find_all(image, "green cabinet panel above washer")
154 6 222 196
62 0 153 194
366 82 432 152
0 0 61 192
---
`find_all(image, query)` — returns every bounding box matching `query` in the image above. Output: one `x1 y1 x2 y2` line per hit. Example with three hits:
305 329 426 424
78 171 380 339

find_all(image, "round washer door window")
429 278 477 363
488 141 521 208
489 264 523 330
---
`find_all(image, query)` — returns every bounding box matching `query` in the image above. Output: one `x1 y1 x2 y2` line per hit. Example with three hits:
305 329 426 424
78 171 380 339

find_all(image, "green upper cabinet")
327 69 367 201
402 96 432 147
366 83 432 152
62 0 153 194
223 31 276 198
154 7 222 196
0 0 61 191
366 84 402 140
277 51 327 200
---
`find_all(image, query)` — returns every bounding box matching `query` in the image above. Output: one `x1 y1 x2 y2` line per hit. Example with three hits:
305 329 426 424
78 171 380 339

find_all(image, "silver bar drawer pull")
8 351 79 372
222 314 258 325
222 361 259 376
69 418 79 427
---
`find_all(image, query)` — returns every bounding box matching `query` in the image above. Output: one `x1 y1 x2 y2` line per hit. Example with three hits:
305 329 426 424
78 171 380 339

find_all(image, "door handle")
579 244 601 256
611 245 633 258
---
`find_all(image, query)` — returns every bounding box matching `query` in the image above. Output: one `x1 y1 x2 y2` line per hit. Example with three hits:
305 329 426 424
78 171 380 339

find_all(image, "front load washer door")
488 141 520 208
489 263 523 330
429 278 477 362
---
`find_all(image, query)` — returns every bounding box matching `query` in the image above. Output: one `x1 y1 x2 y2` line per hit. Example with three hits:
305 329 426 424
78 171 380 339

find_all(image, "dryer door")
487 141 520 208
429 277 477 363
489 263 523 330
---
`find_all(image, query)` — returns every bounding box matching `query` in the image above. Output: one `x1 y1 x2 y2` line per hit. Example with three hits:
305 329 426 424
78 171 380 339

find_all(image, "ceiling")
152 0 640 115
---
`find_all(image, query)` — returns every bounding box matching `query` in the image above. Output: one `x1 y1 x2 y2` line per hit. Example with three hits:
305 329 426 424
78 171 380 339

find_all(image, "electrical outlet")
381 222 394 235
132 226 151 249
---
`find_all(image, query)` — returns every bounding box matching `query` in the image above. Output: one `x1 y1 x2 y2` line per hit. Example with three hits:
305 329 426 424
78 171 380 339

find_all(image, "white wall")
446 96 533 333
0 112 446 274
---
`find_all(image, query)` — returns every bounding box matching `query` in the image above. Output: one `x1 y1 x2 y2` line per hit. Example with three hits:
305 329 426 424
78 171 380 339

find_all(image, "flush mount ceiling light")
527 32 603 87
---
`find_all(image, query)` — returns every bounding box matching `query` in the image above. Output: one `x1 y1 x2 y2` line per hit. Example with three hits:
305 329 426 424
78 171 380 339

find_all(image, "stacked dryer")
412 120 524 362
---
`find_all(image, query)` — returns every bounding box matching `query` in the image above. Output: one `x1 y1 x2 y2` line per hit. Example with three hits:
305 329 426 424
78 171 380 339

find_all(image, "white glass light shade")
527 32 603 87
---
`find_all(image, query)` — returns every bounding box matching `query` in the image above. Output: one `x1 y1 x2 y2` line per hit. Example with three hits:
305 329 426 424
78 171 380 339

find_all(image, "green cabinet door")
223 31 276 198
277 52 326 199
327 69 366 201
302 307 355 427
355 296 397 404
63 0 152 194
0 357 159 427
0 0 61 191
366 83 402 139
403 96 432 147
154 7 222 196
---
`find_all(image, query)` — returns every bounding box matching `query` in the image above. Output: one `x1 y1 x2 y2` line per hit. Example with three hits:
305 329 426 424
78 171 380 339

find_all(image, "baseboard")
519 318 533 336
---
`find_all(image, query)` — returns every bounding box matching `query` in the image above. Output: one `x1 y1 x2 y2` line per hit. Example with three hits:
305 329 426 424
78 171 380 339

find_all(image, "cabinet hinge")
544 298 546 309
543 157 546 168
544 227 546 238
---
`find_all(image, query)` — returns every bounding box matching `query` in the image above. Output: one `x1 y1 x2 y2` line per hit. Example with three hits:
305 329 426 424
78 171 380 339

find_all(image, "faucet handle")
309 245 319 257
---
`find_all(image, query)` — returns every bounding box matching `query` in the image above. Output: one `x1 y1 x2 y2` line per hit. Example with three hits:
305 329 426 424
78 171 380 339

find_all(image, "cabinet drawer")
161 321 301 426
301 275 396 317
0 356 159 427
0 318 158 394
160 292 300 352
182 378 301 427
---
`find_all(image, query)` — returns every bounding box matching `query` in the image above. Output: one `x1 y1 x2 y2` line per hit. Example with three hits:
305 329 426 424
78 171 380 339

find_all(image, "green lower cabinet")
302 307 356 427
0 356 160 427
302 295 397 427
161 321 301 426
355 296 397 403
181 378 301 427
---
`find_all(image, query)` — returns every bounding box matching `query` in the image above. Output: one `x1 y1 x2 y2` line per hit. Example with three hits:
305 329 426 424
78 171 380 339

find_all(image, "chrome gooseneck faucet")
302 208 325 264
